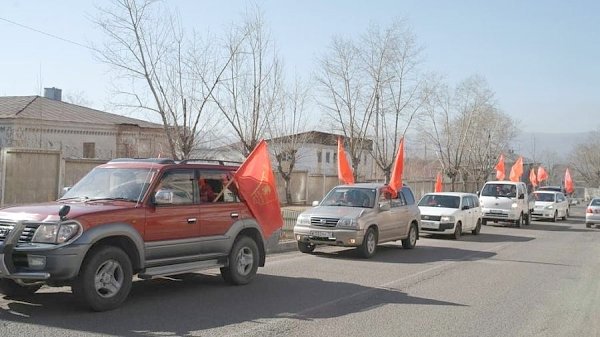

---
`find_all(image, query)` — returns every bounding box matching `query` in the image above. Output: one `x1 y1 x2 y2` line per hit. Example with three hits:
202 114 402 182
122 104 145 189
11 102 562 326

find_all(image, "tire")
562 209 568 221
515 213 522 228
358 227 378 258
0 279 42 298
472 219 481 235
297 241 316 254
401 224 417 249
220 236 259 285
586 223 592 228
551 211 557 222
72 246 133 312
482 219 487 226
453 223 462 240
524 211 531 226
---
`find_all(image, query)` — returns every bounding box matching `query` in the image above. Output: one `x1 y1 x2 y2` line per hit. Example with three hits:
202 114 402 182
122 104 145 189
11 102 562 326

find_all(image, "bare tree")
316 36 374 180
267 76 311 204
63 90 92 107
211 7 283 157
421 75 517 191
569 129 600 187
93 0 237 159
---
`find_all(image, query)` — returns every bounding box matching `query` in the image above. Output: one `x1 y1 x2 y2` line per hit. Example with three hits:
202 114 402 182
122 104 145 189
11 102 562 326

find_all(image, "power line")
0 16 92 50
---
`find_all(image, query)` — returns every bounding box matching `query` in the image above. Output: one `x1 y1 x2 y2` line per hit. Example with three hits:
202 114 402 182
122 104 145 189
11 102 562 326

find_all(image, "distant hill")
511 131 591 162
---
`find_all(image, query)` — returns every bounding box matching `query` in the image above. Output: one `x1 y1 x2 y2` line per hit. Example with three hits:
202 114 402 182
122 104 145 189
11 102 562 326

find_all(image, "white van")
479 181 533 227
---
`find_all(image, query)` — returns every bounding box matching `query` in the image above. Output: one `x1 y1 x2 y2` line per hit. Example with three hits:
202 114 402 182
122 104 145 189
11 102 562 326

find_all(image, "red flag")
435 172 443 192
234 140 283 239
537 166 549 182
529 168 538 187
389 137 405 196
337 137 355 185
509 156 523 182
495 154 505 180
564 168 574 194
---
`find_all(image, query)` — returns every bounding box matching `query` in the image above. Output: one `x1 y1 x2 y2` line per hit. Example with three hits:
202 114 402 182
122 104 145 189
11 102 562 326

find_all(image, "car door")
556 193 568 217
461 196 474 230
145 169 200 261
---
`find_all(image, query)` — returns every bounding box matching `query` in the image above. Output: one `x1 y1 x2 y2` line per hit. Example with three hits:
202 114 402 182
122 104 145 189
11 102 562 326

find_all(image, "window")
198 170 239 203
325 151 330 163
317 150 322 163
83 142 95 158
401 187 416 205
155 170 196 205
333 152 337 163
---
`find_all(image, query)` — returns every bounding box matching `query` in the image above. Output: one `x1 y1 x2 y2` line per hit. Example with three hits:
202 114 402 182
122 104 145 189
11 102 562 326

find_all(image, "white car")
418 192 482 239
531 191 569 222
585 198 600 228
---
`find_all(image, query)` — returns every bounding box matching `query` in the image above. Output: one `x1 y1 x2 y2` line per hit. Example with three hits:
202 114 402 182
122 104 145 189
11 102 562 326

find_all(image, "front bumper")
294 225 365 247
420 221 455 234
0 222 88 282
482 208 520 221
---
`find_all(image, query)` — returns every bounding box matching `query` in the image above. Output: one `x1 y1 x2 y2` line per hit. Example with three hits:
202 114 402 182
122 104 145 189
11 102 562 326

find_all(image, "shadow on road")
0 273 465 336
424 232 534 243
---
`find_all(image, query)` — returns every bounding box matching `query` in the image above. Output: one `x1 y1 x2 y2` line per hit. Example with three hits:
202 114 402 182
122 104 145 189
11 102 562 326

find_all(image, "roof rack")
178 158 243 166
108 158 176 164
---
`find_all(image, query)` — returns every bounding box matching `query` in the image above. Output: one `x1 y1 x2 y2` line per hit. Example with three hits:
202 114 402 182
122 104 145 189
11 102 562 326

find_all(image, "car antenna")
59 205 71 221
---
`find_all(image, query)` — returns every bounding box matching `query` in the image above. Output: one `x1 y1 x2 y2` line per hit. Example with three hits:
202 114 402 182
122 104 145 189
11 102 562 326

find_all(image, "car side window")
391 192 406 208
401 187 416 205
154 170 197 205
463 197 472 209
471 196 480 208
198 170 240 203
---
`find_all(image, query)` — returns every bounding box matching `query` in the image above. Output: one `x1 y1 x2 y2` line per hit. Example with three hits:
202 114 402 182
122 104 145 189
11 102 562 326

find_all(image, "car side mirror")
312 200 319 207
154 190 173 205
379 202 390 211
518 193 525 199
462 205 469 210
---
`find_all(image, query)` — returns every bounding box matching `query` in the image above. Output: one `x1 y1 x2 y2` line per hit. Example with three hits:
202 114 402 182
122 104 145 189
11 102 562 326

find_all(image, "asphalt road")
1 205 599 337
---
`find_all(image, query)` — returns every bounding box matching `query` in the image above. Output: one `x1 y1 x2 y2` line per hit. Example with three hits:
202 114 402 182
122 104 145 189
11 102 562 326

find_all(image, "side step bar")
138 259 226 279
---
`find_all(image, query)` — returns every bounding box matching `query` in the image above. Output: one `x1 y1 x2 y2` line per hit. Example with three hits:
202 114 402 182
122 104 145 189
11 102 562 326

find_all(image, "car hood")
301 206 367 218
480 196 515 209
0 201 136 222
418 206 458 217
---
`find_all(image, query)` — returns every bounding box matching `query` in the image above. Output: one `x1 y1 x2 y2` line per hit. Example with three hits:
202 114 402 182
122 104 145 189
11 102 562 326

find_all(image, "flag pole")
212 178 235 203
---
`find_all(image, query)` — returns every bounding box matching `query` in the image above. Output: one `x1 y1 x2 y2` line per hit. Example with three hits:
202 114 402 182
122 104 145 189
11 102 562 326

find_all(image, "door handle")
230 213 239 219
187 218 197 224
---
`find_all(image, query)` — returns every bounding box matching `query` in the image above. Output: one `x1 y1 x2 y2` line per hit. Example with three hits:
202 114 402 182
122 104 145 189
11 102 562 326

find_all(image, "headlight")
337 217 358 229
440 216 455 223
511 202 518 209
32 223 81 244
296 215 311 226
545 205 554 210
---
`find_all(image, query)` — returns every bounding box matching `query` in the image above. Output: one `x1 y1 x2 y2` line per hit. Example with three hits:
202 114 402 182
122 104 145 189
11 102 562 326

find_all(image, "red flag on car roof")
233 140 283 239
389 137 405 196
435 172 443 192
495 154 505 180
529 168 538 187
337 137 355 185
564 168 574 194
509 156 523 182
537 166 549 182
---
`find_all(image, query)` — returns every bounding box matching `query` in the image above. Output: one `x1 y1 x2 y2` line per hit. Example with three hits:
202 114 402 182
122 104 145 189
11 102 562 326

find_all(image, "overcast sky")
1 0 599 133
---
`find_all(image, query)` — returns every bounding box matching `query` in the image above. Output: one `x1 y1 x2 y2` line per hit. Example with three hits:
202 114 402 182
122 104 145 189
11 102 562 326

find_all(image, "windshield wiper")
58 196 89 201
85 197 137 202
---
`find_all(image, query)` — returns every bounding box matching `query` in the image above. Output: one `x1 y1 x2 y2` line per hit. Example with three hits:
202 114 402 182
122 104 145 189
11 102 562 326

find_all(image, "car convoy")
0 158 592 311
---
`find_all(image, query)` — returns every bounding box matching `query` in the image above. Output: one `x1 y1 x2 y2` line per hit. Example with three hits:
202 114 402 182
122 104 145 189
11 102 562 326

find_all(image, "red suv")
0 158 273 311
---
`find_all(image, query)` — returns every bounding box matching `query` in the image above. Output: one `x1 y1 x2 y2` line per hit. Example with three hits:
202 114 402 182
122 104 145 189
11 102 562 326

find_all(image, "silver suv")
293 183 421 258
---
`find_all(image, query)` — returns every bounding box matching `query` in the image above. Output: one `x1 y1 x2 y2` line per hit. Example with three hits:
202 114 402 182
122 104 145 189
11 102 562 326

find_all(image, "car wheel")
472 219 481 235
358 227 378 258
72 246 133 312
562 209 568 221
482 219 487 226
220 236 259 285
515 214 522 228
524 211 531 226
453 222 462 240
551 211 557 222
401 224 417 249
586 223 592 228
297 241 316 254
0 279 42 298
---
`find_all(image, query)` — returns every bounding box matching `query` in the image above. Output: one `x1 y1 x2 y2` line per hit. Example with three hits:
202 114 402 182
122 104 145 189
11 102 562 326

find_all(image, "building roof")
0 96 163 129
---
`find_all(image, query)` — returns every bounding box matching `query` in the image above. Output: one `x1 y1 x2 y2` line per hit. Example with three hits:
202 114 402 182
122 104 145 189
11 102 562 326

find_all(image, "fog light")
28 255 46 268
349 239 356 244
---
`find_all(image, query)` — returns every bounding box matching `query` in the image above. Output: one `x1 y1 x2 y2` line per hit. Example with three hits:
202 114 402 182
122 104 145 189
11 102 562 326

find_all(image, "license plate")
490 210 503 214
422 221 438 229
310 231 333 238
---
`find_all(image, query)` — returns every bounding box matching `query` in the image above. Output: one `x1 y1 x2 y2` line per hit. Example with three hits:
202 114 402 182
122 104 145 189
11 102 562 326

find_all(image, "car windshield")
481 183 517 198
418 195 460 208
590 199 600 207
60 167 156 202
320 187 376 208
534 192 555 202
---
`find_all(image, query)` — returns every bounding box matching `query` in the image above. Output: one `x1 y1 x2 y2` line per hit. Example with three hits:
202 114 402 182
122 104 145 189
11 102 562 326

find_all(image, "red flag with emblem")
234 140 283 238
564 168 574 194
435 172 443 192
495 154 505 180
337 137 355 185
529 168 538 187
537 166 549 182
509 156 523 182
389 137 405 196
